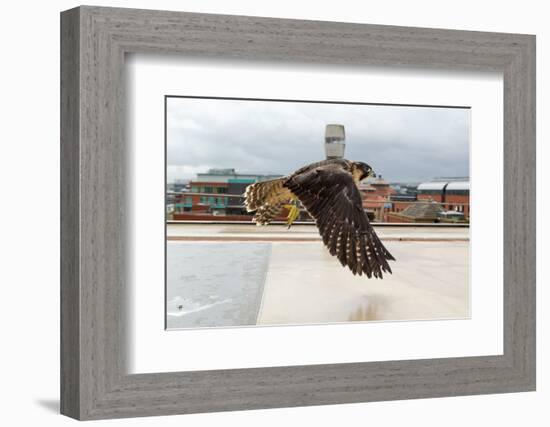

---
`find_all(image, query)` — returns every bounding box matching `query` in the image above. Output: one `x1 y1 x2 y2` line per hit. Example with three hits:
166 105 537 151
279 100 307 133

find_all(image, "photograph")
165 96 471 330
53 3 537 421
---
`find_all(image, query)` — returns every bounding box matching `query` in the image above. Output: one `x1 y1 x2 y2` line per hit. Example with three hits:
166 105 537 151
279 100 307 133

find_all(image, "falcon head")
351 161 375 182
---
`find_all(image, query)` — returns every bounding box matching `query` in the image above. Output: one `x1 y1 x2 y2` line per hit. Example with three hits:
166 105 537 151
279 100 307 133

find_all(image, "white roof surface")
417 182 447 191
418 180 470 191
166 223 469 326
446 181 470 191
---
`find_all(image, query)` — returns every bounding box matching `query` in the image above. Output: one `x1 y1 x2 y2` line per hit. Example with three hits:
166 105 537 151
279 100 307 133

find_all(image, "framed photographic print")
60 5 536 420
163 95 471 331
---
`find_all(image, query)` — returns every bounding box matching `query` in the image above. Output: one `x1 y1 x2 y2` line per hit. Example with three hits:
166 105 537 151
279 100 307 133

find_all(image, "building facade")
386 177 470 223
357 176 396 221
170 168 283 220
416 178 470 219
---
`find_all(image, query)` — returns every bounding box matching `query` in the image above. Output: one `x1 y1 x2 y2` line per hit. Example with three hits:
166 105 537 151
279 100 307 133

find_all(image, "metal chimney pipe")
325 124 346 159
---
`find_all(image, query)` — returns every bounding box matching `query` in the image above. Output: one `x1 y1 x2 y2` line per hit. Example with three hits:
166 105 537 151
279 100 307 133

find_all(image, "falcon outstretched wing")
285 164 395 278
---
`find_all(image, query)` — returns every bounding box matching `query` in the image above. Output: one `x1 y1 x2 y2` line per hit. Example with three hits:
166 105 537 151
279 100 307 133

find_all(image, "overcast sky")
166 97 470 183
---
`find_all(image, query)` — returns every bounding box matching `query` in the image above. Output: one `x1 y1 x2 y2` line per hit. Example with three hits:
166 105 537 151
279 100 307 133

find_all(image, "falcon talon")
283 203 300 229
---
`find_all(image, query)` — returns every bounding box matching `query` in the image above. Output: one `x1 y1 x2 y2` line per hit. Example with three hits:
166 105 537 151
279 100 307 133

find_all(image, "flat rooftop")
166 223 470 330
167 222 469 242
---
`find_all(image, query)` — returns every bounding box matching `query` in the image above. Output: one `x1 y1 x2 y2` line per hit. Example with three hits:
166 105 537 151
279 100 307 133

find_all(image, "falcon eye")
360 164 372 178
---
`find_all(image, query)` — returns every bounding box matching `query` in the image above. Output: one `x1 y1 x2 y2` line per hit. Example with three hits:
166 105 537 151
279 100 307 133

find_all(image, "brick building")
357 176 395 221
170 168 284 220
417 178 470 218
386 201 445 223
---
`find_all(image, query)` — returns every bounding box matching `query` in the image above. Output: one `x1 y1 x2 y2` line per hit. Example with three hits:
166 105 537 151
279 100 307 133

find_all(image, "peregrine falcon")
244 159 395 278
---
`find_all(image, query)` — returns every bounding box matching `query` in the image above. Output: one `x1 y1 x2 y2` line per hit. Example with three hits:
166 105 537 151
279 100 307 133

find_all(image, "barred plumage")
253 201 285 225
244 178 294 225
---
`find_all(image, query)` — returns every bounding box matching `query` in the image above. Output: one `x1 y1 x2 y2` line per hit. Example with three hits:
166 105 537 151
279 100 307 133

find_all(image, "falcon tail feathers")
244 177 294 225
253 201 285 226
244 178 287 212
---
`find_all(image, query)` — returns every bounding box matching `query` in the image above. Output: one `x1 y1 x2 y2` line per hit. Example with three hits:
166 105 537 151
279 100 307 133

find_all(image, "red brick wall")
386 213 410 223
443 194 470 217
417 194 443 203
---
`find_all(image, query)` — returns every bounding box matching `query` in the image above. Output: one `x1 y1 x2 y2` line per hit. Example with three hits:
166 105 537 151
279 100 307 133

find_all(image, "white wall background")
0 1 546 425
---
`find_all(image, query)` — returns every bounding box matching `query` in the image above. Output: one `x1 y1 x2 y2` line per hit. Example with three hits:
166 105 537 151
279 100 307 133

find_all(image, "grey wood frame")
60 5 536 420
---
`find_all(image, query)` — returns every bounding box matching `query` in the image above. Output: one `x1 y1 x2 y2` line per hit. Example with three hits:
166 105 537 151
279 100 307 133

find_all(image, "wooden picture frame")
60 5 536 420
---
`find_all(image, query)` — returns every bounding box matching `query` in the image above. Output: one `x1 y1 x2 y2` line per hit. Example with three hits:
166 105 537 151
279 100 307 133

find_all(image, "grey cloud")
167 97 469 183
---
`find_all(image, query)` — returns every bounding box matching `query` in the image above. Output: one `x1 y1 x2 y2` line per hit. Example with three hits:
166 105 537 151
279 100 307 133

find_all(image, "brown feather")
244 178 294 225
284 159 394 278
